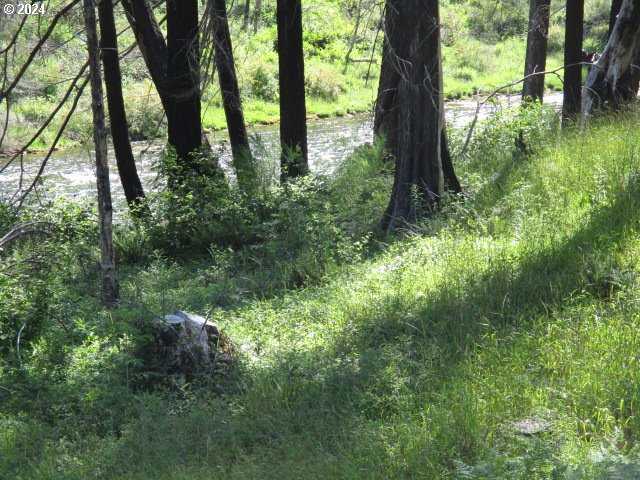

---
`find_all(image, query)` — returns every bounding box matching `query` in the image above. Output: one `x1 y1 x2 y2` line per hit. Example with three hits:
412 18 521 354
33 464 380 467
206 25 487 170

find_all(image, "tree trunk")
609 0 624 38
583 0 640 116
121 0 169 111
381 0 450 232
277 0 308 180
98 0 146 210
253 0 262 34
375 6 460 196
166 0 203 170
373 8 400 152
243 0 251 30
522 0 551 102
210 0 253 188
562 0 584 122
83 0 118 307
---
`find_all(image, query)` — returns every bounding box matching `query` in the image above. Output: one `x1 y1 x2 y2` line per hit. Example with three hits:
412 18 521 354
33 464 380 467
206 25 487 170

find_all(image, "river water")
0 92 563 207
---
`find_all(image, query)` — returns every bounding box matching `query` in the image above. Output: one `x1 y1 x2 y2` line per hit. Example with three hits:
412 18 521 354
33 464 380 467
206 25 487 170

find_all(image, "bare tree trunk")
381 0 451 232
166 0 203 171
83 0 118 307
277 0 308 180
98 0 147 211
343 0 364 73
583 0 640 116
253 0 262 34
243 0 251 30
210 0 253 188
375 6 460 195
121 0 169 110
522 0 551 102
562 0 584 122
609 0 624 38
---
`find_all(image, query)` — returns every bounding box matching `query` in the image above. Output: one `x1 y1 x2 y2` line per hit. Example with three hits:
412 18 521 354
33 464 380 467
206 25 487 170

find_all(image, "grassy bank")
3 103 640 478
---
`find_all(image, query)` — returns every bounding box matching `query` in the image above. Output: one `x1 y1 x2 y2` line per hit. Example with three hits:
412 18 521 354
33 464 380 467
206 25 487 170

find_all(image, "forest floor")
3 103 640 479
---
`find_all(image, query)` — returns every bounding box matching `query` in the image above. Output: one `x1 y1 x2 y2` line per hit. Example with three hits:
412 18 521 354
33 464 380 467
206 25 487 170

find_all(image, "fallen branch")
0 221 55 251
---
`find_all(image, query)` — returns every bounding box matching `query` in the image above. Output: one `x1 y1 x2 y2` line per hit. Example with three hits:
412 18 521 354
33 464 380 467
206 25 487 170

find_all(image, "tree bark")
210 0 253 188
83 0 118 307
562 0 584 122
375 5 460 195
253 0 262 34
381 0 451 232
277 0 308 180
583 0 640 116
120 0 169 110
522 0 551 102
609 0 624 39
166 0 203 170
243 0 251 30
98 0 146 210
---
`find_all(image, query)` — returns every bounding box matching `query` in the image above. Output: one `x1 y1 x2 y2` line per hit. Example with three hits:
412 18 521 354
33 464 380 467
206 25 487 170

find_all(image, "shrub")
306 65 346 101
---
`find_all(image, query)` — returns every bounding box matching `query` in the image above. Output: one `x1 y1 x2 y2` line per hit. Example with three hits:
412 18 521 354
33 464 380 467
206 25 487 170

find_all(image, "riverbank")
3 103 640 479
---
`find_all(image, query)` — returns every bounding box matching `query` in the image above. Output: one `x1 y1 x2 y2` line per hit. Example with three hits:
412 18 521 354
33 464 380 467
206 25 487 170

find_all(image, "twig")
460 62 590 158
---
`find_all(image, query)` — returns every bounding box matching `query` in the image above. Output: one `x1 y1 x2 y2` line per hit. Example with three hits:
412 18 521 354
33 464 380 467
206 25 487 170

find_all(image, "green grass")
5 105 640 478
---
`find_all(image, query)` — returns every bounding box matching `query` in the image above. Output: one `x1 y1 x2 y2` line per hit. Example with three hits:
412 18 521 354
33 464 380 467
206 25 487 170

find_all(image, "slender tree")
166 0 203 170
382 0 456 232
277 0 308 179
98 0 146 210
583 0 640 116
562 0 584 122
83 0 118 307
253 0 262 33
209 0 253 188
243 0 251 30
522 0 551 102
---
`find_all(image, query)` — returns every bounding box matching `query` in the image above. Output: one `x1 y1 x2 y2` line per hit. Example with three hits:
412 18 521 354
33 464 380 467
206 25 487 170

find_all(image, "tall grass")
4 107 640 479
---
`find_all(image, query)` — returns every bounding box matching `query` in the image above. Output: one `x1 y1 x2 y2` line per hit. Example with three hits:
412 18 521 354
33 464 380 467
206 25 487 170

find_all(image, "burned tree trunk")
522 0 551 102
83 0 118 307
562 0 584 122
382 0 453 232
277 0 308 180
98 0 146 210
210 0 253 188
166 0 203 170
583 0 640 116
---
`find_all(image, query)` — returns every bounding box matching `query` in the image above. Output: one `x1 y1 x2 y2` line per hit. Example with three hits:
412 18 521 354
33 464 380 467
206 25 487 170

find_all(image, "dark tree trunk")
83 0 118 307
441 130 462 194
381 0 451 232
277 0 308 180
562 0 584 122
522 0 551 102
210 0 253 188
121 0 169 110
98 0 146 210
243 0 251 30
166 0 203 169
583 0 640 116
609 0 624 38
253 0 262 33
373 8 400 153
375 5 460 196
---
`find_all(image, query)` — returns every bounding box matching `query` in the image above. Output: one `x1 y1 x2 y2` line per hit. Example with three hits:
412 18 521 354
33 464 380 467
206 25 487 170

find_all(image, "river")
0 92 563 207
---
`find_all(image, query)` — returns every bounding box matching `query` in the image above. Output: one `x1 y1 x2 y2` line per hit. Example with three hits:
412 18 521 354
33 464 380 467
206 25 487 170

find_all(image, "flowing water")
0 92 563 207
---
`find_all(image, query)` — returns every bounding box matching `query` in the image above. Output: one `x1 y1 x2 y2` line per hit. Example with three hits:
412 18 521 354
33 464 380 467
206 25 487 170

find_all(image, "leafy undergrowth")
4 106 640 479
